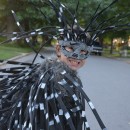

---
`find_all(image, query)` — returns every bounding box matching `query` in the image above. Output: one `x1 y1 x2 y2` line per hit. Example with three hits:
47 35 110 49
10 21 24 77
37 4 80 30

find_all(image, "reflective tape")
40 103 44 110
82 111 86 117
72 94 78 101
46 113 48 119
41 83 46 89
55 115 60 123
49 120 54 126
17 102 21 107
59 109 63 115
65 112 70 120
88 101 95 109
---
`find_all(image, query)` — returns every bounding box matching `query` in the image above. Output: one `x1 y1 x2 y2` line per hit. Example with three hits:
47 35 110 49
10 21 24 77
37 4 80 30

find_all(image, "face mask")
59 40 92 60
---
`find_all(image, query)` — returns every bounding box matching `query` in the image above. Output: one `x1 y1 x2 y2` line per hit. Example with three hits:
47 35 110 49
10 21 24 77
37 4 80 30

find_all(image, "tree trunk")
6 0 15 39
6 14 16 39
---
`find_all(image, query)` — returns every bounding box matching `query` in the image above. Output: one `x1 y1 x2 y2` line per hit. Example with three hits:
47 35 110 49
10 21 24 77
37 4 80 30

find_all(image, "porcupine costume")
0 0 130 130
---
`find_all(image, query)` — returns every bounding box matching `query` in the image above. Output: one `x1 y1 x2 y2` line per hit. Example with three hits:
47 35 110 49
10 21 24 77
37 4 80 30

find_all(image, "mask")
59 40 92 60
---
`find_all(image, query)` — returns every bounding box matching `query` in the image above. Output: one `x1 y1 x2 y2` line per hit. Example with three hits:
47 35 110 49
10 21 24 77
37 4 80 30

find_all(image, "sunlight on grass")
0 45 32 60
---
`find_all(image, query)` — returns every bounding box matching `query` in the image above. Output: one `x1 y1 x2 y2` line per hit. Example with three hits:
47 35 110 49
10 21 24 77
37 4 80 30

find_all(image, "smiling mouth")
69 59 80 65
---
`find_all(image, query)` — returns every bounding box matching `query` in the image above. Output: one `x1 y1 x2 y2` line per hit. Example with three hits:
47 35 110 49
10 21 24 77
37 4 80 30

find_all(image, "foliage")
0 0 130 42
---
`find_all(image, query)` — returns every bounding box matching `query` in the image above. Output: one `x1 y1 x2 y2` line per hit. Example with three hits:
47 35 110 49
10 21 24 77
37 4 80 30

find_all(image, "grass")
0 44 32 60
103 48 130 58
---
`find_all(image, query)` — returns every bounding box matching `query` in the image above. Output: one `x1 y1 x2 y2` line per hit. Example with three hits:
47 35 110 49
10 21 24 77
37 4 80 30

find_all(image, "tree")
0 0 130 45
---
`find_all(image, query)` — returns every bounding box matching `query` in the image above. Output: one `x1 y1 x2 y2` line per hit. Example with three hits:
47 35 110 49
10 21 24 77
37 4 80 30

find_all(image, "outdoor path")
0 47 56 68
79 55 130 130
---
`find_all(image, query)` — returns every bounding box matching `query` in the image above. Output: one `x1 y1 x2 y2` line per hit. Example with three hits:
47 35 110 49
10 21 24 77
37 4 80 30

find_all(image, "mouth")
68 59 80 66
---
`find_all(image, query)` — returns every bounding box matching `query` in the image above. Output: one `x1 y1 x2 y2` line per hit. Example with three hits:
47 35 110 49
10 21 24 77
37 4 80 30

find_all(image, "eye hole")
80 50 88 55
65 46 74 52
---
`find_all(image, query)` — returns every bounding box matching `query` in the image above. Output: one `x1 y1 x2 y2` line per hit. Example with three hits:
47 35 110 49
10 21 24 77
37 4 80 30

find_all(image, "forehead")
60 40 87 48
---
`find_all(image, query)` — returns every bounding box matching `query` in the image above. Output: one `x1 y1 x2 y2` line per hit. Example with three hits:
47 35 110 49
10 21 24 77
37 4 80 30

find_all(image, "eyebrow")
70 42 80 45
70 42 77 45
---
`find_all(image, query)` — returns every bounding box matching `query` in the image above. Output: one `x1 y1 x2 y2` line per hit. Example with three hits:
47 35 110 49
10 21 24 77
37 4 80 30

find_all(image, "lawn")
103 48 130 58
0 44 32 60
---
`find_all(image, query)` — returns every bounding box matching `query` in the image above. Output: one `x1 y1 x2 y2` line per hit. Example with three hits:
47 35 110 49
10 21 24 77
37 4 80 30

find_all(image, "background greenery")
0 0 130 59
0 44 32 59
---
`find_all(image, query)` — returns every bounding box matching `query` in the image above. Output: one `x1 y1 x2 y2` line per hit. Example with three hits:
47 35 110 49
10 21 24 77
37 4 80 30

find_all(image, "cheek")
60 54 68 62
80 60 86 67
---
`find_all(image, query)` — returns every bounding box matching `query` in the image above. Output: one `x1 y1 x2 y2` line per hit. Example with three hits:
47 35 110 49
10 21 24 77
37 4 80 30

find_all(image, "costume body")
0 59 92 130
1 0 126 129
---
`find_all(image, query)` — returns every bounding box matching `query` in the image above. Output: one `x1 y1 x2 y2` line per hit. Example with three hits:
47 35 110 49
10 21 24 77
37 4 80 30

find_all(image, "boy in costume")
0 30 106 130
0 0 130 129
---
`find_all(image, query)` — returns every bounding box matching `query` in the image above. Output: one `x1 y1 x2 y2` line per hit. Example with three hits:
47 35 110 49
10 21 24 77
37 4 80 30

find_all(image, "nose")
72 53 78 58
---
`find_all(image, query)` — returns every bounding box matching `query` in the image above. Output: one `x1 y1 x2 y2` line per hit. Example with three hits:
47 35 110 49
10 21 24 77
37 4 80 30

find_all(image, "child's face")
56 45 86 70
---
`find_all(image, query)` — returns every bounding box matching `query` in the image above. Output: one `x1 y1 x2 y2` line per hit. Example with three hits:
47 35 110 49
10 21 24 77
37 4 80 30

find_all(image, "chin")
69 66 79 70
